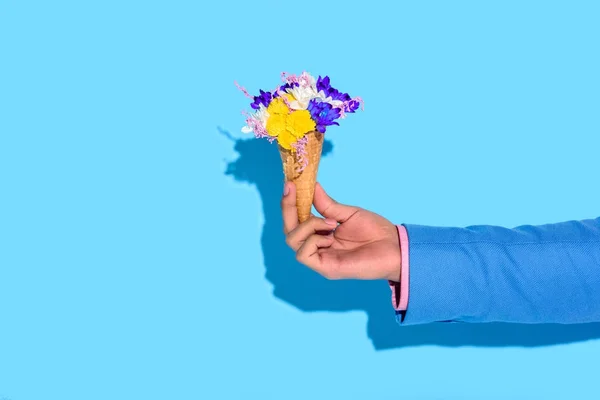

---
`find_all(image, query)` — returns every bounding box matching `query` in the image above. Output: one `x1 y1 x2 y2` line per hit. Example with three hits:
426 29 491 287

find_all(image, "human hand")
281 182 401 281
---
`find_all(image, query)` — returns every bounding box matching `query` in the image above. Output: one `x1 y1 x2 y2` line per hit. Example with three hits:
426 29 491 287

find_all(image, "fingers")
281 182 298 234
286 216 337 251
313 182 358 223
296 233 335 272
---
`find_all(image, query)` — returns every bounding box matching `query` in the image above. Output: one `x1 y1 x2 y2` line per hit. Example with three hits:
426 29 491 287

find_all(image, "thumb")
313 182 357 222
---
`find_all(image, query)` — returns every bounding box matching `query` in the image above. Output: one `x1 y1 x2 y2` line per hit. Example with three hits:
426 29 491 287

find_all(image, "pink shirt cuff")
389 225 409 311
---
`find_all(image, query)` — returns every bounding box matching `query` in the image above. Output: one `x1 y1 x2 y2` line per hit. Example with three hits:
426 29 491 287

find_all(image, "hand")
281 182 401 281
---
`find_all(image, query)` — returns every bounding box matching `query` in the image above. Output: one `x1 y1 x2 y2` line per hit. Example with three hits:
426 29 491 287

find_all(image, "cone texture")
279 130 323 223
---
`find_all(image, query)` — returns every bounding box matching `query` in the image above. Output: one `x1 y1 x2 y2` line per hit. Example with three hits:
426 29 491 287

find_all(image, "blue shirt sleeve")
399 217 600 325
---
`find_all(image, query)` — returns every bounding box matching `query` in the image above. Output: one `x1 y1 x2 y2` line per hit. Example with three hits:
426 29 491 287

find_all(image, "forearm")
396 217 600 325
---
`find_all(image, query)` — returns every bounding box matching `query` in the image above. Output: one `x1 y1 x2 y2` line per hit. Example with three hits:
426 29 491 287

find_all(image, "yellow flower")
287 110 315 138
266 114 286 138
265 96 316 150
267 95 294 115
277 130 297 150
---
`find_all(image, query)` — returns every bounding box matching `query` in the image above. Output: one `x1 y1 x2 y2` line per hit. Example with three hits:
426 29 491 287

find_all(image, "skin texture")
281 182 401 282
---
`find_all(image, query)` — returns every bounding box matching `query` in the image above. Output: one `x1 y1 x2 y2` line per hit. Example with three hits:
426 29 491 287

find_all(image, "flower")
287 109 316 139
255 105 270 125
286 82 321 110
316 75 354 109
291 135 309 172
273 82 299 98
266 113 287 138
326 88 351 103
250 89 273 110
276 130 297 150
307 99 341 133
236 72 361 148
241 105 269 134
266 97 316 149
316 75 331 92
344 99 361 113
297 71 315 87
267 95 293 115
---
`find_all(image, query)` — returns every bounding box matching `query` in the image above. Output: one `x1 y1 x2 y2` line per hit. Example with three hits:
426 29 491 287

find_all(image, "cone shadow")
221 127 600 349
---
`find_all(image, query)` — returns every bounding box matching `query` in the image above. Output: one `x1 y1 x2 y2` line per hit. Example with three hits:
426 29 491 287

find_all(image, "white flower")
287 86 319 110
297 72 316 89
255 105 269 126
285 73 323 110
318 90 345 109
241 105 269 133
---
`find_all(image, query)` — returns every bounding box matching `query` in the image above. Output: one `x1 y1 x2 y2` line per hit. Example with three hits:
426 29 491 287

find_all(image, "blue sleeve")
400 217 600 325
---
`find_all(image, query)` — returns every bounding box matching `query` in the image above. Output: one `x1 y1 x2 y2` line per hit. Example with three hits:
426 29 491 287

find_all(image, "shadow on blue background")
220 128 600 349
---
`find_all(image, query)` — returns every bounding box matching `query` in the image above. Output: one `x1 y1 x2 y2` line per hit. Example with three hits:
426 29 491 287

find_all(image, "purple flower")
344 99 360 113
273 82 299 98
316 75 352 103
316 76 331 92
308 99 341 133
328 88 352 102
250 90 273 110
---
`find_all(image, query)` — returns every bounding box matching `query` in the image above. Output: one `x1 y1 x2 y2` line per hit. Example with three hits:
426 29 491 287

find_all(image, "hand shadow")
221 127 600 349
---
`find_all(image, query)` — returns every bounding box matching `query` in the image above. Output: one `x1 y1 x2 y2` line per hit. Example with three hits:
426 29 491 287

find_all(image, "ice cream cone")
279 130 323 223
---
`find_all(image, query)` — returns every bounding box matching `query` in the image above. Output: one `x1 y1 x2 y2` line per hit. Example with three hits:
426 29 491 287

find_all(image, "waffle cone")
279 130 324 223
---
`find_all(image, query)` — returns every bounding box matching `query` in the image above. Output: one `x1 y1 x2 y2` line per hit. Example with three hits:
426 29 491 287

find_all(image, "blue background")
1 0 599 399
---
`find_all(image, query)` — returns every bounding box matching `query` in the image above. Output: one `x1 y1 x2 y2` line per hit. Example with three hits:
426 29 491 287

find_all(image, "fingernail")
283 183 290 196
325 218 337 226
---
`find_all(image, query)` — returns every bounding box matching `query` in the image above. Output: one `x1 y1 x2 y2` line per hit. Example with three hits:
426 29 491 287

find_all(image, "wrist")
388 225 409 312
386 222 402 282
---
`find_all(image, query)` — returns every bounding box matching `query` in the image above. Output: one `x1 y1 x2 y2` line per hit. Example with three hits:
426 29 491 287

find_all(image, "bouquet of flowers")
236 71 363 222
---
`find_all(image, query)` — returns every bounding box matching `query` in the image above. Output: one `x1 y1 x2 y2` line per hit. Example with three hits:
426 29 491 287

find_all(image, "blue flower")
308 99 341 133
250 90 273 110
